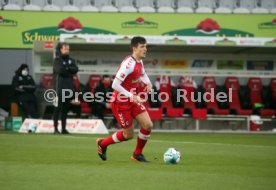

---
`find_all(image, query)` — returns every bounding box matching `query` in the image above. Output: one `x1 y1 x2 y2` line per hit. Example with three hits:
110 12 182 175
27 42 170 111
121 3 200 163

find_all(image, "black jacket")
94 82 113 104
12 73 36 102
53 55 79 96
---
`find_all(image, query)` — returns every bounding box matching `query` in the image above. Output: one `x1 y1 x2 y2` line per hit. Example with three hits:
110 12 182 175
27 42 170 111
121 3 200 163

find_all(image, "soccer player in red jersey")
96 36 153 162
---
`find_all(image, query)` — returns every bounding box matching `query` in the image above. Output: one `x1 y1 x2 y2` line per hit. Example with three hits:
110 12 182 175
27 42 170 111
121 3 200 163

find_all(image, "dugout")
32 37 276 131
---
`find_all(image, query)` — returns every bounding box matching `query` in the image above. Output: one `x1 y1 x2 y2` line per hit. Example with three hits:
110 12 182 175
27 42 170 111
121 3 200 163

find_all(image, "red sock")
134 128 151 155
101 130 126 148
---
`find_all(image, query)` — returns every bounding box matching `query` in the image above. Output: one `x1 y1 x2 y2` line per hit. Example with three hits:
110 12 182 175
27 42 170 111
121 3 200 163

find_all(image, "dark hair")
131 36 146 48
102 75 110 79
55 42 69 57
16 63 28 75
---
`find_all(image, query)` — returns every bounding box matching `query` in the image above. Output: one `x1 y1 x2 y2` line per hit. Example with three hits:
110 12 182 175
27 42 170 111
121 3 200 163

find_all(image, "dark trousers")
18 100 38 118
91 102 118 128
53 99 71 131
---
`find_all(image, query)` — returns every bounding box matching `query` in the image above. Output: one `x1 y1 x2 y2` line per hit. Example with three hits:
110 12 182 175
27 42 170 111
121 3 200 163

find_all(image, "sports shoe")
54 129 60 134
131 153 149 163
61 129 70 134
96 138 107 161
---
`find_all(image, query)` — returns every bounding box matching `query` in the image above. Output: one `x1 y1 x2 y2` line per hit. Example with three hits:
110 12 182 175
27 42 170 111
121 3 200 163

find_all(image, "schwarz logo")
0 15 18 27
258 18 276 29
122 17 158 28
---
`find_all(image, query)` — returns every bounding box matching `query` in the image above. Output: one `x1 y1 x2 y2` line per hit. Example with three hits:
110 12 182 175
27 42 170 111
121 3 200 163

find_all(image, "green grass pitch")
1 132 276 190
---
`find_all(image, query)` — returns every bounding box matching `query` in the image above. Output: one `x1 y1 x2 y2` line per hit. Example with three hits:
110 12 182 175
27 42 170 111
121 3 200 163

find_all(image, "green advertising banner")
0 11 276 48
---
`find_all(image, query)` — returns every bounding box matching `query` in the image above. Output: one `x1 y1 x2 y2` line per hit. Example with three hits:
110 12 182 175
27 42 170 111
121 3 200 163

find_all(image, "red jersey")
112 55 145 102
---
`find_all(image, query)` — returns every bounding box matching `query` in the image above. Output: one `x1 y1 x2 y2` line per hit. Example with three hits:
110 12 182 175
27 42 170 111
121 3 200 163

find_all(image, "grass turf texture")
1 132 276 190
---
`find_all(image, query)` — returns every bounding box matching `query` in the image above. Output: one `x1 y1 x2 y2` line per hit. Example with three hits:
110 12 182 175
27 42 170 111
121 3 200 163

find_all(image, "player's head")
102 75 111 87
56 42 70 57
131 36 147 59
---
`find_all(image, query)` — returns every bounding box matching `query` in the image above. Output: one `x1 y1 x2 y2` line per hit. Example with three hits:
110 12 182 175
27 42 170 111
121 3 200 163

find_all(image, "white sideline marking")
150 140 276 149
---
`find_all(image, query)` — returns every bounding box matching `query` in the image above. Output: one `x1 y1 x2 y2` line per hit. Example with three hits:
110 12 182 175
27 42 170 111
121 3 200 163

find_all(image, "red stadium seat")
41 74 53 89
179 76 207 119
248 77 275 116
225 77 252 115
87 75 101 93
138 81 163 120
157 76 184 117
270 78 276 102
80 102 92 114
202 77 229 115
73 75 80 91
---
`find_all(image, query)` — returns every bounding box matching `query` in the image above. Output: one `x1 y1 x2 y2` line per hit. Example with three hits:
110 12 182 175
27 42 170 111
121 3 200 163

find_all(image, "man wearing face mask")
91 75 118 128
53 42 79 134
12 64 38 118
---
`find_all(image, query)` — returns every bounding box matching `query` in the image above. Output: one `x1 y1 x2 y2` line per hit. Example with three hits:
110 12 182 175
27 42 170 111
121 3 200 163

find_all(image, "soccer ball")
163 148 181 164
27 123 37 133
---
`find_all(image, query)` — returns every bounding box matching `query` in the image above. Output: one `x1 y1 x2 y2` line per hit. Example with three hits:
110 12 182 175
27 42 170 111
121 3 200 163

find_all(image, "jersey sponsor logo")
131 78 140 84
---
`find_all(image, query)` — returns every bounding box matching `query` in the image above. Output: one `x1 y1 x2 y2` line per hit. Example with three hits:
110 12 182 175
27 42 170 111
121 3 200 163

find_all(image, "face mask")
21 70 28 76
103 81 111 88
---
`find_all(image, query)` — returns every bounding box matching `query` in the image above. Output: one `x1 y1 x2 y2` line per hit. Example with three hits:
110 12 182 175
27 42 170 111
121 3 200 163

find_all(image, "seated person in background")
179 76 197 88
90 75 118 128
154 75 176 91
12 64 38 118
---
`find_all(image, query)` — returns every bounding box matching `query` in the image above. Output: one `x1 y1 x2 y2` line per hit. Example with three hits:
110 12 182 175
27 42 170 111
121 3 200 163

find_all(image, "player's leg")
132 110 153 162
96 103 134 161
97 126 134 161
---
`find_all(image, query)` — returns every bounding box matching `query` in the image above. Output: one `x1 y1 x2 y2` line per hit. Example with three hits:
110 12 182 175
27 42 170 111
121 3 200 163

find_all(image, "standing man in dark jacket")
53 42 79 134
12 64 38 118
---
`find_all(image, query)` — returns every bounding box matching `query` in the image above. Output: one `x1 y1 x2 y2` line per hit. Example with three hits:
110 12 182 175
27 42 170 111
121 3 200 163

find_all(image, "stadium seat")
270 78 276 102
87 75 101 93
94 0 118 12
80 101 92 114
202 77 229 115
233 0 256 13
225 77 252 115
154 76 185 118
73 75 92 114
176 0 195 13
115 0 137 12
179 76 207 119
196 0 215 13
137 81 163 120
23 0 44 11
252 0 276 13
73 75 80 92
156 0 175 13
43 0 62 11
41 74 54 89
158 76 183 115
215 0 236 13
136 0 155 13
72 0 98 12
3 0 23 10
155 76 178 117
248 77 275 116
62 0 80 12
